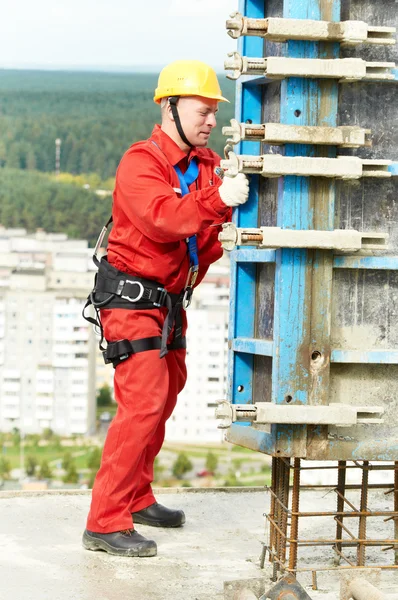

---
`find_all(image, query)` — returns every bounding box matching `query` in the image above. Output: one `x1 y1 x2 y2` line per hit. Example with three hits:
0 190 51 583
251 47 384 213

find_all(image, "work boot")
82 528 157 557
132 502 186 528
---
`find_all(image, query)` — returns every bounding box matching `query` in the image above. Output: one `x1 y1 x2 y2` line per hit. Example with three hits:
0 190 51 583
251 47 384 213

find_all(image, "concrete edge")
0 486 267 499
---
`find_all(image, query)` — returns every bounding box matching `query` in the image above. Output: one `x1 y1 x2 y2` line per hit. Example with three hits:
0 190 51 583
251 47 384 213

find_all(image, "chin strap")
168 96 193 148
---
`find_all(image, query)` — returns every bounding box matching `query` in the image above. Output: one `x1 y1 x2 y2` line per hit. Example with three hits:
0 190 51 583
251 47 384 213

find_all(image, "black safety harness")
83 139 200 369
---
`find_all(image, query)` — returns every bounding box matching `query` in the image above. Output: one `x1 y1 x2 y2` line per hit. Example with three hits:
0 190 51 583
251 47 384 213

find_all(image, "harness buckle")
120 280 145 303
153 287 167 308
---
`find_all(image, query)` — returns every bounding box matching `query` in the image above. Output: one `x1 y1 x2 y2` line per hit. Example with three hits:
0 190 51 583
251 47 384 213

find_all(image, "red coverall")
87 125 231 533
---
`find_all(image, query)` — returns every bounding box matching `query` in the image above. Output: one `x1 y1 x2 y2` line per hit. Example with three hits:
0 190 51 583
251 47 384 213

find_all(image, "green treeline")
0 70 235 179
0 168 112 245
0 70 234 242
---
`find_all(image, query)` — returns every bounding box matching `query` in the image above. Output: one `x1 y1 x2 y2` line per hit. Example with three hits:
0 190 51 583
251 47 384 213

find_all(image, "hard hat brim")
154 93 229 104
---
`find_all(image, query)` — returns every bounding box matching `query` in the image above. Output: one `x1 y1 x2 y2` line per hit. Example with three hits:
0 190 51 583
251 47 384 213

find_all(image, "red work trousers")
86 306 187 533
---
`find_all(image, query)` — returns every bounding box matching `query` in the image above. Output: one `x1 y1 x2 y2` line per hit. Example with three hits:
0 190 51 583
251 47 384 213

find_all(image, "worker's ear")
166 102 175 122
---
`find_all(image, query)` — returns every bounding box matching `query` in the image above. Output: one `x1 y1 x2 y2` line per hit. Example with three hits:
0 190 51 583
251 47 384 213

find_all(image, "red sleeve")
114 146 230 244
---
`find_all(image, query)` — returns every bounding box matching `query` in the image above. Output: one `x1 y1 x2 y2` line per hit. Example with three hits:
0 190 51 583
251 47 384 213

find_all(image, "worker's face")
173 96 219 147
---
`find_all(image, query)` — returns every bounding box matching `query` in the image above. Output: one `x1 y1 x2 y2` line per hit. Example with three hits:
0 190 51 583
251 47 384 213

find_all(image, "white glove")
218 173 249 207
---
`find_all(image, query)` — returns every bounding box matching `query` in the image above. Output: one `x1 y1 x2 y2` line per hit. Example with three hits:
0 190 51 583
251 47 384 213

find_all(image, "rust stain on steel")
319 81 338 125
307 438 398 462
307 425 329 458
319 0 336 24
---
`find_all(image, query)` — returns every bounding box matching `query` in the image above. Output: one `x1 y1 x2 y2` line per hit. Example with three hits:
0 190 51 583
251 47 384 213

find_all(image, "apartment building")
0 227 96 436
165 258 230 443
0 226 231 442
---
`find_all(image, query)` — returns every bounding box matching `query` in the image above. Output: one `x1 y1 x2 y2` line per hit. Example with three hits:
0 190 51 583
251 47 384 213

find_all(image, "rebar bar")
270 457 278 580
311 571 318 591
334 460 347 565
357 461 369 566
395 462 398 565
279 457 291 568
265 460 398 576
288 458 300 573
273 458 283 580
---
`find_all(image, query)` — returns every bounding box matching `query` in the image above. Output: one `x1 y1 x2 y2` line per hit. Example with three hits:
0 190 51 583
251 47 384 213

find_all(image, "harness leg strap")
104 337 162 368
104 335 187 368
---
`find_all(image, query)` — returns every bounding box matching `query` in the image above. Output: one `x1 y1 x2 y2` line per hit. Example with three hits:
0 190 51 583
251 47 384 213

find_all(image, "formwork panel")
322 364 398 460
225 0 398 461
255 262 275 340
253 355 273 405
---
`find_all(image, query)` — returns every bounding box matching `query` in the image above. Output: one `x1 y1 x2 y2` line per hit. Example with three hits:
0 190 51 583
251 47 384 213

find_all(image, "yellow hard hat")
154 60 229 104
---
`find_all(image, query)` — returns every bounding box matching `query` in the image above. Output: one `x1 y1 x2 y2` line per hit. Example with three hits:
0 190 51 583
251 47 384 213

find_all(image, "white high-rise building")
0 227 96 436
165 257 230 443
0 226 231 442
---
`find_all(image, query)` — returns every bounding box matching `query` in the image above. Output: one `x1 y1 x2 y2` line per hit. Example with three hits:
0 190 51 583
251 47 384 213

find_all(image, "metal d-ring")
121 280 145 303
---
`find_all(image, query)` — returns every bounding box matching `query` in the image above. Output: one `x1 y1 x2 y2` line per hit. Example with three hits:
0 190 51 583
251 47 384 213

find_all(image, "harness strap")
85 140 201 361
82 256 185 358
104 335 187 368
173 159 200 308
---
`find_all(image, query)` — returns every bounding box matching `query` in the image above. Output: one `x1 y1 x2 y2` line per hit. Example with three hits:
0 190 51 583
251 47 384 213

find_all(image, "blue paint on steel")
270 0 340 450
389 163 398 176
334 255 398 270
273 248 310 405
331 350 398 364
227 252 237 402
226 423 275 455
239 75 271 86
229 0 265 413
233 249 277 263
242 0 265 57
233 338 274 356
233 263 257 405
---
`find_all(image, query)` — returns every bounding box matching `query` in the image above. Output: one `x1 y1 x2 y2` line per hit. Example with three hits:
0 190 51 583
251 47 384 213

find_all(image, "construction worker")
82 60 249 557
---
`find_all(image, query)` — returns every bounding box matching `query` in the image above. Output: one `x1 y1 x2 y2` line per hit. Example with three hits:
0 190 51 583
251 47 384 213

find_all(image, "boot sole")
82 534 157 557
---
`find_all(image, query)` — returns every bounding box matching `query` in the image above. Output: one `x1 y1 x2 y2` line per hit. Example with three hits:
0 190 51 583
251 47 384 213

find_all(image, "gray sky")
0 0 238 71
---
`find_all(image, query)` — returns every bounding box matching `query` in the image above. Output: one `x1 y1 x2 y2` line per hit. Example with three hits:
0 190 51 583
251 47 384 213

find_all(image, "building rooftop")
2 488 398 599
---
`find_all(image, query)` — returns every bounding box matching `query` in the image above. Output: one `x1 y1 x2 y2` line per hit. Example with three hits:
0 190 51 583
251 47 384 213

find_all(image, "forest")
0 69 235 244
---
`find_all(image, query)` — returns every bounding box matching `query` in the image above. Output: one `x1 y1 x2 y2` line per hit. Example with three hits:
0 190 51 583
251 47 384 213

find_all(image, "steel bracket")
260 575 313 600
222 119 371 148
219 223 388 252
224 52 396 81
226 13 396 46
215 400 384 429
220 151 391 179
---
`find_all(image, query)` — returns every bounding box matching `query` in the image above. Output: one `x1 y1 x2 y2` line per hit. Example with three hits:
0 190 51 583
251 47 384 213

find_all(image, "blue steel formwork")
225 0 398 461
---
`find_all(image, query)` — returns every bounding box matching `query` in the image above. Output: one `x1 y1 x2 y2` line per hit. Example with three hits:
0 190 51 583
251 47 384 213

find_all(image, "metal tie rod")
224 52 396 81
220 151 392 179
226 13 396 46
222 119 372 148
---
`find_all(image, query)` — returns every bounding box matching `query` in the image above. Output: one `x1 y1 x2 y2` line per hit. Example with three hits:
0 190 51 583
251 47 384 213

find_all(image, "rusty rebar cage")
262 458 398 587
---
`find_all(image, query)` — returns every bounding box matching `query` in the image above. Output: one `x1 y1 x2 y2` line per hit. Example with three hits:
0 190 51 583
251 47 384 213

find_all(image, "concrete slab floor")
0 488 397 600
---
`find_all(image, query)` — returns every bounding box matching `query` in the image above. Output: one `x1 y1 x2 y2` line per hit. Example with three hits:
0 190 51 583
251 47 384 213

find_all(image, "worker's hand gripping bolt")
217 169 250 207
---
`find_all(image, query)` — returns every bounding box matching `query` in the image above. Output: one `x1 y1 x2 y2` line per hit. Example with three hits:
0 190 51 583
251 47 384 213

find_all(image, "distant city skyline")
1 0 238 72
